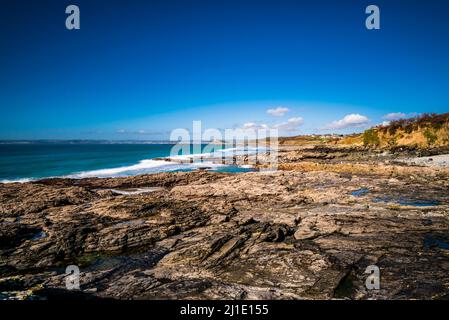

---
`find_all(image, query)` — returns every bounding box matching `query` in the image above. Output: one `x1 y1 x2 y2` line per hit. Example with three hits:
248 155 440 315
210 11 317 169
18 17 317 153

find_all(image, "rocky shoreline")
1 144 449 300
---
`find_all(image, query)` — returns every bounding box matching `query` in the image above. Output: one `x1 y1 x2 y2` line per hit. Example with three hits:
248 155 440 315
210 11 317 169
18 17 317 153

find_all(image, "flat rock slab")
1 165 449 300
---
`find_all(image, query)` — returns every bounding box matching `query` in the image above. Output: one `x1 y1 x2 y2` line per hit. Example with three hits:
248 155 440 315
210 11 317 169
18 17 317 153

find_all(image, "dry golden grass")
338 135 363 145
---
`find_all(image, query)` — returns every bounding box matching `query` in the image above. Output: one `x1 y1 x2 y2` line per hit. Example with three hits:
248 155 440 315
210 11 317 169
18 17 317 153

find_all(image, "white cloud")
242 122 268 130
273 117 304 131
117 129 147 135
116 129 168 136
382 112 419 120
240 117 304 132
266 106 290 117
383 112 406 120
380 121 391 127
323 114 370 130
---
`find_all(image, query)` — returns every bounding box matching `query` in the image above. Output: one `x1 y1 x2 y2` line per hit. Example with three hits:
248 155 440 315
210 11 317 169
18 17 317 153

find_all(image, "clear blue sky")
1 0 448 140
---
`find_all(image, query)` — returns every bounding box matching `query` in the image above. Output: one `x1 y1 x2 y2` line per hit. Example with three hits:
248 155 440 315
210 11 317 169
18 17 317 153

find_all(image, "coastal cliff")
340 113 449 148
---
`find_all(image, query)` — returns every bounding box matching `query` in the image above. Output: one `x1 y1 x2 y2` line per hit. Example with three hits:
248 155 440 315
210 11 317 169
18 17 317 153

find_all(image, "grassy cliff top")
340 113 449 148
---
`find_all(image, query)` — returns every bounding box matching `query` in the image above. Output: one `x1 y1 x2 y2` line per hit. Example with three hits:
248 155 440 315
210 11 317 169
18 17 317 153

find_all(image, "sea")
0 143 259 183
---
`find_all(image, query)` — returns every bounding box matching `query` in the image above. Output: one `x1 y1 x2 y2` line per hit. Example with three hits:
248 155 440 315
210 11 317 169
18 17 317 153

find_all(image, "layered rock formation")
1 146 449 300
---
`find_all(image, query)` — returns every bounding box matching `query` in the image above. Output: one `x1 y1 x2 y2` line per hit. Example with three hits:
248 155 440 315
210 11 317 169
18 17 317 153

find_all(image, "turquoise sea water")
0 144 255 183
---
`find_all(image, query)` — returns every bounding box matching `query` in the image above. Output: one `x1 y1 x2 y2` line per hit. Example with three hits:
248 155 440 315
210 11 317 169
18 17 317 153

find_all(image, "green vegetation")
424 128 437 145
363 129 380 146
